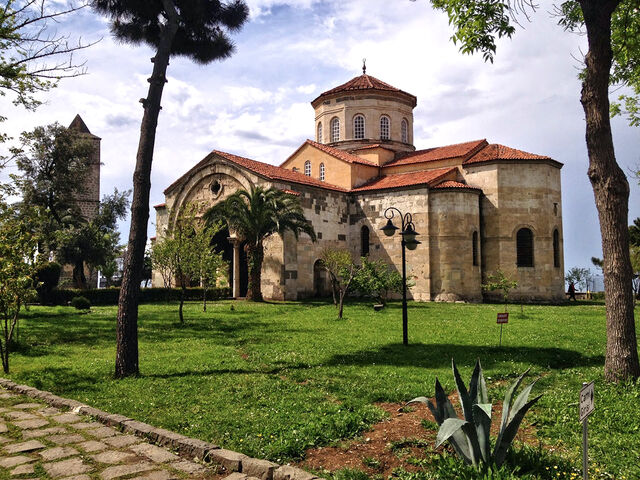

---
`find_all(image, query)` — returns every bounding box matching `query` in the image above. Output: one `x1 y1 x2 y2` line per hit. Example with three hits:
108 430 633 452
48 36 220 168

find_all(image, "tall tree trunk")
73 260 87 290
580 0 640 382
246 242 264 302
115 3 179 378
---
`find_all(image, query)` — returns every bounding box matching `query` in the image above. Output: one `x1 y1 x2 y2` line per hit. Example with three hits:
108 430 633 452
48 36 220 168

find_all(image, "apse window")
553 229 560 268
472 231 478 266
354 114 365 139
320 163 325 181
304 160 311 176
380 116 390 140
516 228 534 267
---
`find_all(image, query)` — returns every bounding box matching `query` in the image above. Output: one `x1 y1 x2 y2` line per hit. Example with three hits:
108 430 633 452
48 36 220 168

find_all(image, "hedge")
48 287 231 306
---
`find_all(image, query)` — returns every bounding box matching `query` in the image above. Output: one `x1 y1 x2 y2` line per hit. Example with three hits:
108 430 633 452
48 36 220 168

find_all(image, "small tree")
565 267 593 292
151 239 176 289
352 257 403 306
192 223 226 312
320 248 357 319
0 190 38 373
482 270 518 311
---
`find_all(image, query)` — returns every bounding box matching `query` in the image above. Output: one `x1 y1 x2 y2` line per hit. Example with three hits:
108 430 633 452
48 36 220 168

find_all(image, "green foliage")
408 359 542 469
629 218 640 247
320 248 357 319
565 267 593 291
352 257 403 305
48 287 230 306
34 261 61 304
205 186 315 301
0 0 92 109
70 296 91 310
0 190 39 373
482 270 517 305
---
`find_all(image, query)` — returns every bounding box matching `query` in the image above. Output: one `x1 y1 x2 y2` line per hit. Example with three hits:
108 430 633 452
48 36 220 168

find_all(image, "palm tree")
205 186 316 301
93 0 249 378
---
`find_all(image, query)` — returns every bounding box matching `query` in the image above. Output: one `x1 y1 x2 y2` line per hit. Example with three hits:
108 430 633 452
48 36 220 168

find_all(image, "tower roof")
311 73 417 107
68 114 100 139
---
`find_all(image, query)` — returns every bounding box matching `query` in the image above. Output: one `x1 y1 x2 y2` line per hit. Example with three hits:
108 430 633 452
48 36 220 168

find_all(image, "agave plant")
408 359 542 468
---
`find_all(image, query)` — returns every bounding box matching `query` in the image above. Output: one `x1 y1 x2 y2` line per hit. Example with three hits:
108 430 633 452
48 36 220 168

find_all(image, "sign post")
496 312 508 346
579 381 595 480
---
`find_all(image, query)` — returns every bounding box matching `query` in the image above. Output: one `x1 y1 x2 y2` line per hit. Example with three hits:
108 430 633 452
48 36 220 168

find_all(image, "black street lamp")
381 207 420 345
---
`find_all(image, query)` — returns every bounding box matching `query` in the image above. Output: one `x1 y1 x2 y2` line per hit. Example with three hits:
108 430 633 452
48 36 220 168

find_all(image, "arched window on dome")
353 114 365 140
380 115 390 140
320 163 325 181
401 118 409 143
516 228 534 267
330 117 340 142
304 160 311 177
317 122 323 143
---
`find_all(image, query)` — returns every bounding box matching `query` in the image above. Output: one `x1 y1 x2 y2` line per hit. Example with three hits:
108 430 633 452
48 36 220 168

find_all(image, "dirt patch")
297 399 539 478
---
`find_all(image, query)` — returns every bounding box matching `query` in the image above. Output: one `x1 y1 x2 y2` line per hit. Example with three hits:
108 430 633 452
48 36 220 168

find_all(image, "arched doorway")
211 227 248 297
313 259 331 297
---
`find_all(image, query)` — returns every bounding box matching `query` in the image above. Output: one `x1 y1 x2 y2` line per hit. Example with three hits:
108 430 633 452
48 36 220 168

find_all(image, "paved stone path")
0 383 319 480
0 387 222 479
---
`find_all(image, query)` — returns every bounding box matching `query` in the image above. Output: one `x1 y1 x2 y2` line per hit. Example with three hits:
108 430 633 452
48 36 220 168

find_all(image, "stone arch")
168 158 255 229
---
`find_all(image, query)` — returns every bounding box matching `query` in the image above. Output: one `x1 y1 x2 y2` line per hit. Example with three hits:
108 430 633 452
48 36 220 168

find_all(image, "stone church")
153 70 565 302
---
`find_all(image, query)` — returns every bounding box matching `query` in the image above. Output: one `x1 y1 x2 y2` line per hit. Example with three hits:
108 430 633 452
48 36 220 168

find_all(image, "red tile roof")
352 167 457 192
312 74 417 106
281 140 379 168
164 150 348 195
281 189 301 196
349 144 396 152
432 181 481 191
384 140 488 168
153 203 166 209
465 144 552 164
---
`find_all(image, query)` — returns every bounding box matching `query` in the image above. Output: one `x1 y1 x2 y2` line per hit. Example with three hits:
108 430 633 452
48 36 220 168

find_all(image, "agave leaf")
452 359 473 423
434 377 458 423
469 359 481 404
494 368 531 451
461 420 483 468
406 396 430 405
477 362 489 405
435 417 468 448
508 379 538 424
473 403 492 463
493 394 543 467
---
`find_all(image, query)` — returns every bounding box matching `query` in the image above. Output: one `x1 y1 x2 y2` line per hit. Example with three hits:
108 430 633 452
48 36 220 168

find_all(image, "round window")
210 180 222 196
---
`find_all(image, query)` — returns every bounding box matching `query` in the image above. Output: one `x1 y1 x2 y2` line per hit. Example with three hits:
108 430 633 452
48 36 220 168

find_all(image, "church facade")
153 71 565 302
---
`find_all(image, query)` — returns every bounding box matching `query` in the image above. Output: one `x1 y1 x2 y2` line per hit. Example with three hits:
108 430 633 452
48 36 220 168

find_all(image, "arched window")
304 160 311 176
553 229 560 268
353 114 365 139
361 226 370 257
516 228 534 267
472 231 478 266
319 163 325 181
330 117 340 142
380 115 390 140
401 119 409 143
317 122 323 143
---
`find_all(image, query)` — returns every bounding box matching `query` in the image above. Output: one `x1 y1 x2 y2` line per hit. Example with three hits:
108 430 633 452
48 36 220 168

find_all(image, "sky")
1 0 639 274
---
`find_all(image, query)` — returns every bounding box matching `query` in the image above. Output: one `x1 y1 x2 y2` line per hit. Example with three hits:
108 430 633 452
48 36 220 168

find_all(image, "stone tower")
68 114 101 221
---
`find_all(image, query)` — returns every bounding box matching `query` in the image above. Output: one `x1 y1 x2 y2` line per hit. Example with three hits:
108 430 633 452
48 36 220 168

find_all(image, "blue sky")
1 0 639 274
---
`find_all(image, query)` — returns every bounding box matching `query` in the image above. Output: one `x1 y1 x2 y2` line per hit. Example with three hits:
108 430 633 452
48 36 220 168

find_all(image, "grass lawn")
7 300 640 479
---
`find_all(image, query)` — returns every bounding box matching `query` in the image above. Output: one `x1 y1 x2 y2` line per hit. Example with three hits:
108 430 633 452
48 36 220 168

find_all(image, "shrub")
408 359 542 469
70 296 91 310
34 262 62 304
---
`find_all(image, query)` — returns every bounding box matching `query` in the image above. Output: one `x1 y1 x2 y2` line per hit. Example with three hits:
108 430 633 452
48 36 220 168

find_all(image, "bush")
70 296 91 310
49 287 231 306
34 262 62 304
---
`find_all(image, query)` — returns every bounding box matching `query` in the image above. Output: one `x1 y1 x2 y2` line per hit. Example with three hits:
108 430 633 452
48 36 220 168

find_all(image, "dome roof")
311 73 417 107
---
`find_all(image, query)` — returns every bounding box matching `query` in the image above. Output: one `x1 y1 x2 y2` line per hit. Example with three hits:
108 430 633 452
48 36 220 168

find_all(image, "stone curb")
0 378 322 480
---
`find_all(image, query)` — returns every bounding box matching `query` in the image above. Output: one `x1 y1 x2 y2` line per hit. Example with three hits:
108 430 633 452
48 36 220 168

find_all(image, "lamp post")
381 207 420 346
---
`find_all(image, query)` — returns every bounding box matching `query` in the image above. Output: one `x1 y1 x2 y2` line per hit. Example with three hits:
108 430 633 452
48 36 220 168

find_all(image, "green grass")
7 300 640 478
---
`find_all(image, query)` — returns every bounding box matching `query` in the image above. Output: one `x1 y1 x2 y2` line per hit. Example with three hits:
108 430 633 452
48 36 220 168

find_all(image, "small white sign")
579 381 595 422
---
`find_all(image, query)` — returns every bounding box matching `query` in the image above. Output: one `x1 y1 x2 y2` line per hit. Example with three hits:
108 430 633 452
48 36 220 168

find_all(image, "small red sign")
497 313 509 324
